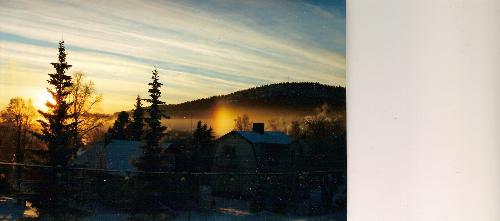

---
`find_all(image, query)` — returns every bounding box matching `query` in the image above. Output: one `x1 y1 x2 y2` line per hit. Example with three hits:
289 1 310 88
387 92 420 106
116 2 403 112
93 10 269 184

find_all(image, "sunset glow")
0 1 347 218
0 0 346 113
213 106 235 136
34 89 53 112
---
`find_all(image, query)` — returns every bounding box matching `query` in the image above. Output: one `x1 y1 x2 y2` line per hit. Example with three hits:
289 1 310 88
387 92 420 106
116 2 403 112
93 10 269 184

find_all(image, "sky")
0 0 346 113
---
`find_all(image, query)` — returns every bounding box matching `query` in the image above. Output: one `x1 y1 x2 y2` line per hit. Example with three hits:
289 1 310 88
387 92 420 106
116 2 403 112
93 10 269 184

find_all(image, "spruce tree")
36 41 75 166
32 41 85 218
108 111 130 140
128 95 145 141
192 121 214 171
132 68 167 212
135 68 166 172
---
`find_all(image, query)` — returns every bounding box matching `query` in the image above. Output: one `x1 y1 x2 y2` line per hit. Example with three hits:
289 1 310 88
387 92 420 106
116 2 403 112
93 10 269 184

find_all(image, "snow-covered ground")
0 196 22 220
0 196 38 220
0 195 345 221
172 210 345 221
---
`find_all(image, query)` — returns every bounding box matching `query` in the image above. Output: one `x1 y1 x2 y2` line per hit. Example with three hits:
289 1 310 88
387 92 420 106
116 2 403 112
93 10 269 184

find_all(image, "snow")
171 210 344 221
0 195 345 221
235 131 292 145
73 140 143 175
0 196 36 220
0 196 23 220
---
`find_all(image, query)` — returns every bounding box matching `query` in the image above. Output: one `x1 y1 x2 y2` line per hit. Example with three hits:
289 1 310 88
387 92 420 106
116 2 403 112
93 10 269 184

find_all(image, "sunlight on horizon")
213 105 235 136
34 88 53 112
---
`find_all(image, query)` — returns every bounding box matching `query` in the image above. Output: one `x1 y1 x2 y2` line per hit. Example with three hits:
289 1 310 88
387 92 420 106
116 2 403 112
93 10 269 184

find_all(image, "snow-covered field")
0 195 346 221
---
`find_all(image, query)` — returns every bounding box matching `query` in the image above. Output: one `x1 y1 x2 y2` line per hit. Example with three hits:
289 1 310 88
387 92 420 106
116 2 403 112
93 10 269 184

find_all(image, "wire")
0 161 344 175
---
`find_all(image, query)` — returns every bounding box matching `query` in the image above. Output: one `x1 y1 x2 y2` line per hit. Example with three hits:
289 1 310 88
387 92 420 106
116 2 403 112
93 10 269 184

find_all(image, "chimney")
252 123 265 134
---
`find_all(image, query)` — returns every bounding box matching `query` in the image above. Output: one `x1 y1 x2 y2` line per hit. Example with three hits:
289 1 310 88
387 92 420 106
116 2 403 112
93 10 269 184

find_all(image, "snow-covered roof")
73 139 143 174
233 131 292 145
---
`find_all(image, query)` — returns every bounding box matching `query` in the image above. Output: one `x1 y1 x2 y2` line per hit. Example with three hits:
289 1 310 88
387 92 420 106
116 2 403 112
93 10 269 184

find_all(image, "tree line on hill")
159 82 346 118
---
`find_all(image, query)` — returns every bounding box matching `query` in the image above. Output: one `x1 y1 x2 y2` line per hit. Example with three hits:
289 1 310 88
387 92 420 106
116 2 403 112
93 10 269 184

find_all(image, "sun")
34 89 54 112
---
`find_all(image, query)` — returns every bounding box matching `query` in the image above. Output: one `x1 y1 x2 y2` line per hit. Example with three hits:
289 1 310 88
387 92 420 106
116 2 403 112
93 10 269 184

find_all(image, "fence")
0 161 346 220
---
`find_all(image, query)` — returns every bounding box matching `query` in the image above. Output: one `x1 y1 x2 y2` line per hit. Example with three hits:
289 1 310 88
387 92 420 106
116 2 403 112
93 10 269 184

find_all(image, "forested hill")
160 82 346 118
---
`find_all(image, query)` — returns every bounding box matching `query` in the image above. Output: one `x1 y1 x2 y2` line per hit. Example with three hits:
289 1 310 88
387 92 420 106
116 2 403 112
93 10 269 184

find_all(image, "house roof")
73 139 143 175
232 131 292 145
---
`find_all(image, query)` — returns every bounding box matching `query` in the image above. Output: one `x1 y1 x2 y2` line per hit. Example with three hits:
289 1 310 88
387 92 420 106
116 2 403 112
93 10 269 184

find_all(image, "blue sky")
0 0 345 113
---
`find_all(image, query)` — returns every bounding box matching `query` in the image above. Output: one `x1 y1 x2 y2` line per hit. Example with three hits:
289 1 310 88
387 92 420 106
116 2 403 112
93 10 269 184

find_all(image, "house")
73 139 174 175
211 123 293 196
73 140 142 176
73 139 199 208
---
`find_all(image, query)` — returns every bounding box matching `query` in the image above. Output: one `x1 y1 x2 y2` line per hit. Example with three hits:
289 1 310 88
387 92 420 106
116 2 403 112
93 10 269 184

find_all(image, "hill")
160 82 346 118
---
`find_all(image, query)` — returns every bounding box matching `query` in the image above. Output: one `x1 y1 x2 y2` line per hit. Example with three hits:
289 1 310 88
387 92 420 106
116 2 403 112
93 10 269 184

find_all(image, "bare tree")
0 97 38 189
68 72 106 149
267 119 279 131
287 120 302 138
302 104 335 137
267 118 287 133
1 97 38 159
234 114 252 131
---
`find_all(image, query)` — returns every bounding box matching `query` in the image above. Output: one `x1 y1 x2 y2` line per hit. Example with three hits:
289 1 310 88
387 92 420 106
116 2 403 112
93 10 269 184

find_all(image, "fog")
162 104 345 137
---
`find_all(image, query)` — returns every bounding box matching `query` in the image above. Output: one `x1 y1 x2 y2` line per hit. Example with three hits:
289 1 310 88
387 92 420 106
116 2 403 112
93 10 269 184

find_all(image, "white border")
348 1 500 220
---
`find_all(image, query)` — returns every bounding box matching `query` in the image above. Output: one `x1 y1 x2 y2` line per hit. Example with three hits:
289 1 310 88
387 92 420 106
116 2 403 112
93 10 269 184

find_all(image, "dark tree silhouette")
159 82 346 118
127 95 145 141
293 104 346 210
132 68 167 213
135 68 167 172
288 120 302 138
108 111 130 140
35 41 76 165
32 41 85 218
191 120 214 171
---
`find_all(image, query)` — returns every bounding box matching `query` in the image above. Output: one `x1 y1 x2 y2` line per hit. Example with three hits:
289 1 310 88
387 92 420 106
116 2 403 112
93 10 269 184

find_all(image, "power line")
0 161 343 175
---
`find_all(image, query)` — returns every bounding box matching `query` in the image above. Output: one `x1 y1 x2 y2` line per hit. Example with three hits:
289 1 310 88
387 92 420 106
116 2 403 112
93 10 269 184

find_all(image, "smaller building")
73 139 196 208
211 123 293 196
73 140 174 175
73 140 142 176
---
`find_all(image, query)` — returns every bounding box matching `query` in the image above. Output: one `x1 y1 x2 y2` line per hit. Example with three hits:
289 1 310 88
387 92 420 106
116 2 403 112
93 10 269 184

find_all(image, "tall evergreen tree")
35 41 76 166
135 68 167 172
128 95 145 141
132 68 167 213
32 41 85 218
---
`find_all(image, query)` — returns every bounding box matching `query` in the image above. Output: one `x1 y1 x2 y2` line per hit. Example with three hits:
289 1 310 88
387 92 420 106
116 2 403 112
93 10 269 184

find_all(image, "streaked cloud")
0 0 345 113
